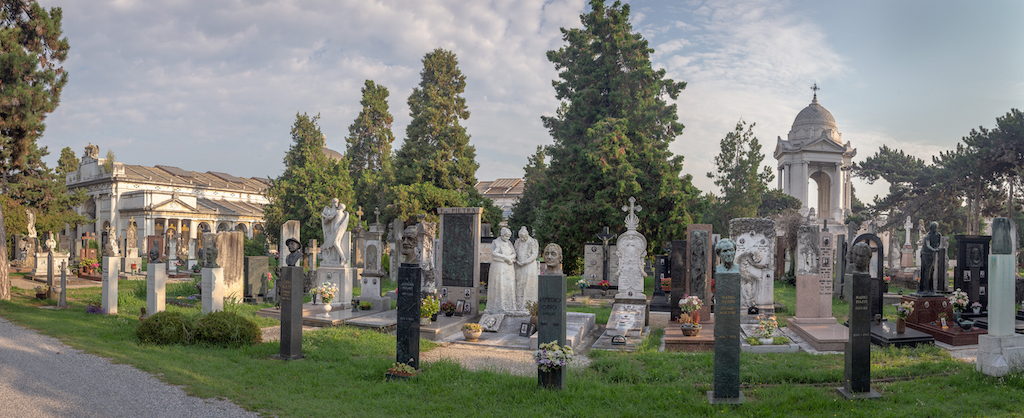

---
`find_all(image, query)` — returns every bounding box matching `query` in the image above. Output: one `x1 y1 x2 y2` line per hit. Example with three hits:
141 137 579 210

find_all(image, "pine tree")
345 80 395 219
535 0 700 273
507 146 547 234
706 120 774 233
0 0 70 300
392 48 500 225
56 146 77 177
263 113 353 246
5 142 88 233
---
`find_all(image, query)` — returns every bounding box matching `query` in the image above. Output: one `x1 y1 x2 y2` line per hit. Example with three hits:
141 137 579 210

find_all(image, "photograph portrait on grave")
455 300 465 316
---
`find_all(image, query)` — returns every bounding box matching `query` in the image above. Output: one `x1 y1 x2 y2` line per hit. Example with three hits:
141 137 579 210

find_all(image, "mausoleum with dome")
774 86 857 225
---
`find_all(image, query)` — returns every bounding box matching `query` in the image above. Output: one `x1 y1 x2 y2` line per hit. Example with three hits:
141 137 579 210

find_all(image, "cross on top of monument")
596 226 616 244
374 207 381 225
811 83 820 102
356 206 364 221
621 196 642 231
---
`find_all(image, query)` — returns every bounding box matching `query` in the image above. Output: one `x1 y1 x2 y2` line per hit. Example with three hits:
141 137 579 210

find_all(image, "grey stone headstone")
670 240 686 322
244 256 270 298
838 272 880 399
275 266 304 360
537 274 567 389
710 270 741 403
993 218 1014 255
59 235 71 253
396 263 421 369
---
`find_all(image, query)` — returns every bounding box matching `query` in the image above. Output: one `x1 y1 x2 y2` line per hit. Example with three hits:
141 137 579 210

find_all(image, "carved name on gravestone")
396 263 421 369
274 266 304 360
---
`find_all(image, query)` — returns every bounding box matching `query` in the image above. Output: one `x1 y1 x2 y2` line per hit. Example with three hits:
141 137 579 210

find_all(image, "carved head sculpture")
205 245 219 268
851 242 871 274
518 226 530 240
715 239 736 270
499 227 512 242
401 226 418 263
148 246 160 263
928 221 938 234
544 243 562 268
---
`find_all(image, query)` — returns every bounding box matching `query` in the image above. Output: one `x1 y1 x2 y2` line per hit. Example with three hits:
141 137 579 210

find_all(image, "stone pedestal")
709 270 742 404
396 263 421 369
147 263 167 315
537 274 567 389
102 257 120 315
838 272 881 399
273 266 305 360
317 267 355 306
978 223 1024 376
202 267 225 314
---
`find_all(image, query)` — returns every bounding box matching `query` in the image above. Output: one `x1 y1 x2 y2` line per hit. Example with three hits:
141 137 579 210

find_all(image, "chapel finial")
811 83 820 103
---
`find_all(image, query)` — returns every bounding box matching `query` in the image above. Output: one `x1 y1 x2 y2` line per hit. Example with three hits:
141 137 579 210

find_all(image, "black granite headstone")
834 235 846 300
537 273 567 389
709 270 741 403
954 235 991 310
670 240 687 321
650 255 671 312
397 263 421 369
839 271 880 399
274 266 304 360
46 251 54 300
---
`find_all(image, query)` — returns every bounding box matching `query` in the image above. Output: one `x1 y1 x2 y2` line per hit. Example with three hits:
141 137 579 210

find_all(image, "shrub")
194 311 263 347
137 311 196 344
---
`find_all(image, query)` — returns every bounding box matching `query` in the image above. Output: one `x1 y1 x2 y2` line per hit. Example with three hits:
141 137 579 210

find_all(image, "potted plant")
34 284 49 299
972 302 983 314
80 257 99 275
754 314 778 345
440 301 456 316
386 361 418 381
660 277 671 291
462 323 482 341
678 295 703 336
359 301 373 310
533 341 574 389
894 301 914 334
420 295 439 325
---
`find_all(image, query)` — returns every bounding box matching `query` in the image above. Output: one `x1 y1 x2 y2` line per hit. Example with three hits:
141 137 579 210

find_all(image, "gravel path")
0 317 260 418
420 342 592 376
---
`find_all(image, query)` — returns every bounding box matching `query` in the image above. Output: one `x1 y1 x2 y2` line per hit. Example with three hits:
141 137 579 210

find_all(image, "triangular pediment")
148 197 197 213
799 133 847 153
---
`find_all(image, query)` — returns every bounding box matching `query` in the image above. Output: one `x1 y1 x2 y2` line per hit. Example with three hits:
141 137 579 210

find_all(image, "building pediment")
148 196 198 213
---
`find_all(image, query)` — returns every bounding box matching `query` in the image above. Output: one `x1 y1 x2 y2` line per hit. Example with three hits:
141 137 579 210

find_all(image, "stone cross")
621 196 642 217
374 207 381 225
306 239 320 270
596 226 617 285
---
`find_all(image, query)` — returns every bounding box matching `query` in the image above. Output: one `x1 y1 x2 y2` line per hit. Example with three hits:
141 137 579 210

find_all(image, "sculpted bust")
400 226 418 264
715 239 737 273
543 243 563 275
851 242 871 274
284 238 301 267
148 246 160 263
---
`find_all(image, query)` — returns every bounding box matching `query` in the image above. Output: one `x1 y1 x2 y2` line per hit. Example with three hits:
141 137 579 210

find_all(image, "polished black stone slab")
670 240 686 322
711 270 741 403
397 263 421 369
870 320 934 347
538 274 567 389
841 272 879 399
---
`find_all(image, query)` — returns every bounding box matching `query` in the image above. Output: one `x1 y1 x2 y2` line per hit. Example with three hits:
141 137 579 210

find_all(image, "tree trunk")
0 202 9 300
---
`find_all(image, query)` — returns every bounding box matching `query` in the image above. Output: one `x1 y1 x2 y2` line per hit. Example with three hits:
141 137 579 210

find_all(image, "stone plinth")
102 257 120 315
665 322 715 352
202 267 225 314
396 263 421 369
838 272 881 399
273 266 304 360
537 274 567 389
147 263 167 315
709 270 741 404
977 334 1024 376
317 267 355 306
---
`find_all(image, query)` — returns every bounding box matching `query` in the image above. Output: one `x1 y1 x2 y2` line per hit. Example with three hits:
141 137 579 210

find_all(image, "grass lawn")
3 280 1024 417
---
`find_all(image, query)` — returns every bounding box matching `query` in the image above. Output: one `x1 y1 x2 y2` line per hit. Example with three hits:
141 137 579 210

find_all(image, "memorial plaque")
709 270 741 403
397 263 421 369
440 214 474 287
583 244 603 285
274 266 304 360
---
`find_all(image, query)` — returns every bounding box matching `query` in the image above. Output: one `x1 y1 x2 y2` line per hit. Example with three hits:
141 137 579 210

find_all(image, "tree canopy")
263 113 353 246
346 79 395 219
523 0 701 273
706 119 773 233
0 0 70 300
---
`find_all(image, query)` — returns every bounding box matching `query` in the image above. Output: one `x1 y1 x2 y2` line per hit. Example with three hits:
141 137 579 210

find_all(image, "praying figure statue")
320 198 349 267
514 226 539 310
484 227 517 314
916 221 941 296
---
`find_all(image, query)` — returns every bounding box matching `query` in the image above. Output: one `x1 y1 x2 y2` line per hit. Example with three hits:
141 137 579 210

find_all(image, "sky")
37 0 1024 211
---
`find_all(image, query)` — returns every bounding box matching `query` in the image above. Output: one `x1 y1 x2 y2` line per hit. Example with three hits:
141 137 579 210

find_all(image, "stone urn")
322 302 333 317
680 323 702 337
463 328 482 342
420 317 431 326
896 318 907 334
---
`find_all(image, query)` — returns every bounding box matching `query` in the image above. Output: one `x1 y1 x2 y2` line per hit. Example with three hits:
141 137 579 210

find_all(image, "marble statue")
542 243 563 275
904 216 912 247
514 226 539 309
484 227 517 314
126 217 138 249
284 238 301 267
614 197 648 300
26 209 36 238
104 231 119 257
851 242 871 274
716 239 737 273
401 226 417 264
916 221 941 296
320 198 349 267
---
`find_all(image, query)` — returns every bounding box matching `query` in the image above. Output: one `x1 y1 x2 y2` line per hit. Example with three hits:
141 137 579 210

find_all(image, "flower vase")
420 317 431 326
953 310 961 324
691 311 700 324
431 313 438 321
973 307 981 314
680 323 702 337
322 302 332 317
615 321 629 337
896 318 906 334
759 338 774 345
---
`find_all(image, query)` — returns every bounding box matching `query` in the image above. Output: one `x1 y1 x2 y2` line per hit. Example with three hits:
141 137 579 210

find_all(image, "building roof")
476 178 525 198
789 96 839 141
120 164 269 192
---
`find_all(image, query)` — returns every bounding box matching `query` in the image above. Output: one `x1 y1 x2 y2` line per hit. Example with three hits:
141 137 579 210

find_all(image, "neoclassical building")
774 89 857 225
65 144 269 250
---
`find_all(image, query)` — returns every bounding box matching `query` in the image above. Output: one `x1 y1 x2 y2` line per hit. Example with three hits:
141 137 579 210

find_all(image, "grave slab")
870 320 934 348
146 263 166 315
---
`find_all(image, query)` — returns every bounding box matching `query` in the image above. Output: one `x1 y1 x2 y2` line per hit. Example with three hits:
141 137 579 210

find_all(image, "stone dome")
787 95 841 144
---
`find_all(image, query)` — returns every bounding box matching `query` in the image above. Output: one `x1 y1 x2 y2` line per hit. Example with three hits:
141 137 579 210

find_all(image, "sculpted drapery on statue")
514 226 539 310
485 227 517 314
26 209 36 238
126 217 138 249
916 221 941 296
320 198 349 267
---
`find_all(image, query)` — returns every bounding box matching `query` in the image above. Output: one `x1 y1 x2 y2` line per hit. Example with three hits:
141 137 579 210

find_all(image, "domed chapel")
773 85 857 225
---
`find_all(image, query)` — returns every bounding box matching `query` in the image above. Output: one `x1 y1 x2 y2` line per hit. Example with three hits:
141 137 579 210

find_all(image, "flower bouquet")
754 314 778 339
317 282 338 304
533 341 574 373
948 288 969 312
678 295 703 324
598 280 610 290
895 301 914 319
